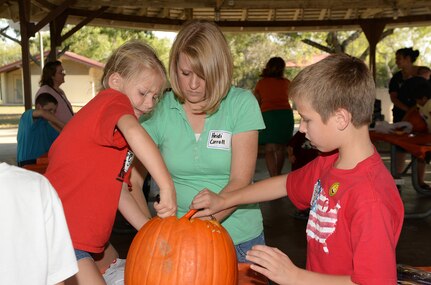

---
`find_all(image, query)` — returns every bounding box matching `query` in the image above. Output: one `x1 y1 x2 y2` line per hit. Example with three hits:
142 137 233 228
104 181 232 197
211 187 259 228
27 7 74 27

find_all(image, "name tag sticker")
207 130 232 150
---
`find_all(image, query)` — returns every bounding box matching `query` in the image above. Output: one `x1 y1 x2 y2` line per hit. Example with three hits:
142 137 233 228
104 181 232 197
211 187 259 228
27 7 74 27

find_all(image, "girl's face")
177 53 207 107
295 98 339 153
113 69 164 117
53 65 65 86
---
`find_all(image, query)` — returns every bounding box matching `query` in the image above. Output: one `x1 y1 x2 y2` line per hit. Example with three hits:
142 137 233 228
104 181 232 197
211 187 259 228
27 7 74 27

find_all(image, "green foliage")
0 41 21 65
1 23 431 90
63 26 155 62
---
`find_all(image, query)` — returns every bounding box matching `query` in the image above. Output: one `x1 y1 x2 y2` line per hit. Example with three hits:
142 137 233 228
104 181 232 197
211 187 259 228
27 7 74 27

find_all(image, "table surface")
370 131 431 159
238 263 268 284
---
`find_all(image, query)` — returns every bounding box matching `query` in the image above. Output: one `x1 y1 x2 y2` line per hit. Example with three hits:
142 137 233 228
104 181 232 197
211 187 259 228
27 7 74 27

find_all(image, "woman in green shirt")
140 20 266 263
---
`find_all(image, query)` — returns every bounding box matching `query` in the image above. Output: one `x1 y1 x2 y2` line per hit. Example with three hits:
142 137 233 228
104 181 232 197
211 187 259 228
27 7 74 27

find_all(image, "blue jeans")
74 249 93 261
235 232 265 263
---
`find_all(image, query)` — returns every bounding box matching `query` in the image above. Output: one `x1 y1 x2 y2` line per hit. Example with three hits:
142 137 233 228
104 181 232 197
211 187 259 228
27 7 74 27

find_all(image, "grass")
0 106 24 128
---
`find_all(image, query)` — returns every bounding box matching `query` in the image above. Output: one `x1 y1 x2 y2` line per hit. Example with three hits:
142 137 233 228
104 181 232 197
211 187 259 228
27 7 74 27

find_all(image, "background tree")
1 21 431 89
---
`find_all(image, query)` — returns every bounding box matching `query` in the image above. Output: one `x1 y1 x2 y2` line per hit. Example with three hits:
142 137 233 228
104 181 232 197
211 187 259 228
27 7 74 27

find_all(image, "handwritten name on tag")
207 130 232 150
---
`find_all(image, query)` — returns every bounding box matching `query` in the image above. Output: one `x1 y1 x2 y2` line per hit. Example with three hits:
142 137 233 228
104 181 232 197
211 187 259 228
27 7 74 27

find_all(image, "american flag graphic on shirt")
306 179 341 253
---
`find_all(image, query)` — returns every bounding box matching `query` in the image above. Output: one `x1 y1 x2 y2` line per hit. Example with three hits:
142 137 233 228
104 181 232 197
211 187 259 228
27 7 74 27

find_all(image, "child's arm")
117 114 176 217
118 183 150 230
191 174 287 218
33 109 65 132
129 160 152 218
202 130 259 221
246 245 356 285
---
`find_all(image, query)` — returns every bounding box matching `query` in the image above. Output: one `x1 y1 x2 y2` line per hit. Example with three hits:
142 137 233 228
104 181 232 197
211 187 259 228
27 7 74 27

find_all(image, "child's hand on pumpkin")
189 188 226 218
154 189 177 218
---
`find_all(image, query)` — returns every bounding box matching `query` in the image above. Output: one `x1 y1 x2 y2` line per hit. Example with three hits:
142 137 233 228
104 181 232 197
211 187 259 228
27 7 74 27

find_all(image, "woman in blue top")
140 20 266 262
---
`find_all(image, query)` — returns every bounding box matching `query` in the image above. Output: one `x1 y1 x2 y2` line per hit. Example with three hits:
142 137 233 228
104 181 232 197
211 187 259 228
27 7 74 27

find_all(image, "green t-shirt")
142 86 265 245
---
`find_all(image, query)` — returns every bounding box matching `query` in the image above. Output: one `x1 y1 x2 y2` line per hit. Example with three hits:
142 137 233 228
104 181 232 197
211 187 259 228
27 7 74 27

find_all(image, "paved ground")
0 128 18 165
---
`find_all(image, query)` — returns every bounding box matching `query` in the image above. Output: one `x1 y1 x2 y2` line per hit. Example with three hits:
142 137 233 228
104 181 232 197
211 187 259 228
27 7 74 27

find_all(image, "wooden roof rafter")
1 0 430 33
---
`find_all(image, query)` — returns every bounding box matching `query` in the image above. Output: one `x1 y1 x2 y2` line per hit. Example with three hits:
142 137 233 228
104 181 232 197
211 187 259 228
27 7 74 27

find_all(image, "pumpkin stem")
184 209 198 220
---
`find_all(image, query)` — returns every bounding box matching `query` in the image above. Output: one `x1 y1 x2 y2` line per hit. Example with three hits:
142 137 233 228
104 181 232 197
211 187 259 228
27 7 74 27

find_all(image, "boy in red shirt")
191 53 404 285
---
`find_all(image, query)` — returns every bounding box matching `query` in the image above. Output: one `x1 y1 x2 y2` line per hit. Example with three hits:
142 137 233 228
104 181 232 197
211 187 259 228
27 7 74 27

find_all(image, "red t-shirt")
45 89 135 253
254 77 291 112
286 150 404 284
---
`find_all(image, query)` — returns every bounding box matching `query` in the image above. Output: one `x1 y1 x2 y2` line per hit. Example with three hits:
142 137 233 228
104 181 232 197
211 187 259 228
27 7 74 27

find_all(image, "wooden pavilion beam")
61 6 109 42
31 0 77 36
18 0 32 110
360 21 386 81
66 8 431 31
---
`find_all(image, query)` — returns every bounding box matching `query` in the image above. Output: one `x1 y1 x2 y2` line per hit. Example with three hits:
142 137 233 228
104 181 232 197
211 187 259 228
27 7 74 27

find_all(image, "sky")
154 31 177 41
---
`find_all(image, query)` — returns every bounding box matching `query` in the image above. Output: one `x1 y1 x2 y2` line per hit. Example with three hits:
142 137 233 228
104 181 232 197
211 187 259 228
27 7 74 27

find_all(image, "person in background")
0 162 78 285
191 54 404 285
418 66 431 81
44 40 177 285
410 77 431 133
254 57 294 176
139 20 266 263
388 48 426 185
287 131 320 172
16 93 64 166
35 60 74 124
287 130 320 219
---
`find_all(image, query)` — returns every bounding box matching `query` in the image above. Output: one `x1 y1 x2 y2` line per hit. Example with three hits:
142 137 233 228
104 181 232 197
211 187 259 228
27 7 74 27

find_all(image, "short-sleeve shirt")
0 163 78 285
142 86 265 244
286 150 404 284
45 88 135 253
254 77 291 112
16 109 59 164
389 71 417 122
36 85 74 124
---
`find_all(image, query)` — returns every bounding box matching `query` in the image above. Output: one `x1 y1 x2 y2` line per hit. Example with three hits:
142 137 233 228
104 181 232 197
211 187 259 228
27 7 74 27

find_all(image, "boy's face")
295 99 339 153
36 102 57 114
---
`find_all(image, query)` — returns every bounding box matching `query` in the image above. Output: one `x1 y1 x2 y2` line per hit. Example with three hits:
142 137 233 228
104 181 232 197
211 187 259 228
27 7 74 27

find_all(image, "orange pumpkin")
125 209 238 285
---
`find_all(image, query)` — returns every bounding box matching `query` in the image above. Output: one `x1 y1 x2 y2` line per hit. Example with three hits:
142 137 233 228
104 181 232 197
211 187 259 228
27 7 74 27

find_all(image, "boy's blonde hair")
169 20 233 114
290 53 375 127
101 40 167 92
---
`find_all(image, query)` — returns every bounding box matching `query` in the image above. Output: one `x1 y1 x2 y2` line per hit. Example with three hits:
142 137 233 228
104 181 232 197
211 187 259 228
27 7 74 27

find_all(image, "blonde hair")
101 40 167 92
169 20 233 114
290 53 375 127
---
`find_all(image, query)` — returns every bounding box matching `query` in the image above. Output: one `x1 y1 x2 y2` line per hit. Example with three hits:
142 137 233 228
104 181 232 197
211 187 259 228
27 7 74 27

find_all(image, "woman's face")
177 53 207 106
395 53 412 69
53 65 65 86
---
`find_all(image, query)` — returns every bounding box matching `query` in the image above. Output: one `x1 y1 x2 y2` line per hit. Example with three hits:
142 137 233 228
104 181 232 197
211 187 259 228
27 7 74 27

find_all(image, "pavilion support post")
18 0 34 110
360 21 386 82
48 15 68 62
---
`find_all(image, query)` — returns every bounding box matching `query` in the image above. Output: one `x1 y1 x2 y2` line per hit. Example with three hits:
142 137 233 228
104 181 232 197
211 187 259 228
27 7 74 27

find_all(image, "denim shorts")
235 232 265 263
74 249 93 261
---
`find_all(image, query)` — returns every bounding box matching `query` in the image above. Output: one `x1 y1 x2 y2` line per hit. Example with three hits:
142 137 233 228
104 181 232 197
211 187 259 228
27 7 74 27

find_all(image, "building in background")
0 51 104 110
